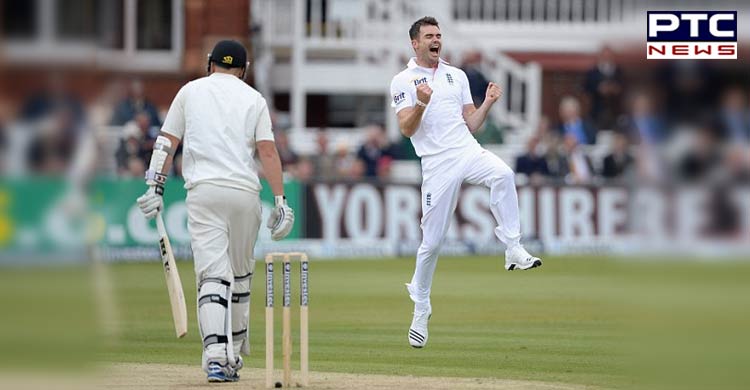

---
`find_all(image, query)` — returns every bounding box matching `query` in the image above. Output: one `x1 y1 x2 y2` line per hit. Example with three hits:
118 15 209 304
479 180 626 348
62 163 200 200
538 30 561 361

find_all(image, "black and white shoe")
504 245 542 271
408 309 431 348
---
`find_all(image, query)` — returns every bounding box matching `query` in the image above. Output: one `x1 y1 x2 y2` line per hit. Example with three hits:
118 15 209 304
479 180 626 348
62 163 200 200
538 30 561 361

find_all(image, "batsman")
136 40 294 382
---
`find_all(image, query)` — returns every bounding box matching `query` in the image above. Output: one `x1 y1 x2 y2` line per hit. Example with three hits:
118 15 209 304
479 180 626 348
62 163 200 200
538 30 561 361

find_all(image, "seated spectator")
295 156 315 182
110 79 162 127
349 158 366 180
557 96 597 145
27 107 78 174
115 112 157 176
678 126 721 182
357 124 392 178
377 156 393 182
721 145 750 183
717 86 749 143
333 142 356 178
584 46 624 130
618 91 668 145
601 133 634 180
312 129 336 180
275 130 299 172
563 134 594 184
125 155 146 178
515 135 549 185
20 73 85 126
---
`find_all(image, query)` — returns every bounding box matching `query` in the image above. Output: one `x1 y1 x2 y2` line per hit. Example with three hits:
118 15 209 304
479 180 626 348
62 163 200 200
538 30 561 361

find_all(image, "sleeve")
161 84 188 139
390 76 413 114
459 70 475 107
254 98 275 142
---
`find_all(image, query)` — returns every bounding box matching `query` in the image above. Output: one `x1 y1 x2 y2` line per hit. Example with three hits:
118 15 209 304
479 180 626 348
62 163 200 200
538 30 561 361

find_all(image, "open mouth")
429 46 440 55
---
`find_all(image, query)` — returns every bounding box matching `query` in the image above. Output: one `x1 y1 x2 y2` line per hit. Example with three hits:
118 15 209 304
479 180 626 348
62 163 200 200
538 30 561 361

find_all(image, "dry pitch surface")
101 363 596 390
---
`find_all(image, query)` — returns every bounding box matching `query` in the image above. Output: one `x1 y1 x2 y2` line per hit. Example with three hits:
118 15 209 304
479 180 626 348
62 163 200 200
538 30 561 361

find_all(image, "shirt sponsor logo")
393 91 406 105
647 11 737 59
412 77 428 86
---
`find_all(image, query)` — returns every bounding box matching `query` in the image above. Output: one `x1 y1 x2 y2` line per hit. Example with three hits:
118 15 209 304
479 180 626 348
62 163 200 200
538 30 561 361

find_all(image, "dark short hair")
409 16 439 40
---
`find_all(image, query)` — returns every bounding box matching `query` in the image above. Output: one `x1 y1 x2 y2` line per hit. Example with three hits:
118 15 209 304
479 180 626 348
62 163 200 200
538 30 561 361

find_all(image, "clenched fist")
485 82 502 104
416 83 433 105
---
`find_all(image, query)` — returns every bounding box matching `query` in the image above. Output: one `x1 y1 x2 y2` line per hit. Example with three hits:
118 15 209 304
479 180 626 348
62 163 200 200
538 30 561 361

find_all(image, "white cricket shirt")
161 72 275 193
390 58 479 157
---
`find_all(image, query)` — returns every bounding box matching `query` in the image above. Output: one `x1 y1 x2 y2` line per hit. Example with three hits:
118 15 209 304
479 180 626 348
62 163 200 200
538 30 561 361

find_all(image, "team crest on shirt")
446 73 454 85
393 91 406 105
412 77 428 86
426 193 432 207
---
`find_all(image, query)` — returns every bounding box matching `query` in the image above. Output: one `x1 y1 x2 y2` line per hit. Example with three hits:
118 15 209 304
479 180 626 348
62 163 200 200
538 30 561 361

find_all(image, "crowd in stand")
514 48 750 186
2 49 748 185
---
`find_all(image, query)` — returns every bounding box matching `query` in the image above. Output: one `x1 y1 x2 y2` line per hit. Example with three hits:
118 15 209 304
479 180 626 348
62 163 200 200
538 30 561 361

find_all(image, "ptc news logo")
647 11 737 59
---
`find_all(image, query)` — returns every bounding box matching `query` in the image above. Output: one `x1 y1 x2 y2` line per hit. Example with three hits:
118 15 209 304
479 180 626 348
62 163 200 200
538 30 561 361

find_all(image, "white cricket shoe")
504 245 543 271
408 308 431 348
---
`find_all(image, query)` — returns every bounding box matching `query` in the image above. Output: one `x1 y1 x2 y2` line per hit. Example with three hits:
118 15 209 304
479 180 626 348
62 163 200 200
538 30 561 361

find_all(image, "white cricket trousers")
186 183 261 367
408 145 521 309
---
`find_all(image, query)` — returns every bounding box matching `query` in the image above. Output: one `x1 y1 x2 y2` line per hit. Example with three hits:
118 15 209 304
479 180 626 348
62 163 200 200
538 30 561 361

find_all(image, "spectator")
515 135 549 185
678 126 721 182
717 86 749 143
110 79 162 127
658 61 717 123
601 133 634 180
376 156 393 181
295 156 315 181
349 158 366 180
562 134 594 184
618 91 667 145
27 107 79 174
721 145 750 183
333 142 356 178
461 50 490 107
20 73 85 126
584 46 624 129
275 130 299 171
312 129 336 179
115 111 157 176
357 124 391 177
558 96 597 144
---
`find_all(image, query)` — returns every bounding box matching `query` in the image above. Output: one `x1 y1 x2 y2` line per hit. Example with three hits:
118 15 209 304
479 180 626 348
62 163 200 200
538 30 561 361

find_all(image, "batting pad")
232 258 255 355
198 278 232 371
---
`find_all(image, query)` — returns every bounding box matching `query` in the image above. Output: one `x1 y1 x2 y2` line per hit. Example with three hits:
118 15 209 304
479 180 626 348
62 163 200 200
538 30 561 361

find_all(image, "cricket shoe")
504 245 542 271
207 361 240 383
408 308 431 348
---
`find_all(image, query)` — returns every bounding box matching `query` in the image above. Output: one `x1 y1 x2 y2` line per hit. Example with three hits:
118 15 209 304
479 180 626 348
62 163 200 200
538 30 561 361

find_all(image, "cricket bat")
156 212 188 338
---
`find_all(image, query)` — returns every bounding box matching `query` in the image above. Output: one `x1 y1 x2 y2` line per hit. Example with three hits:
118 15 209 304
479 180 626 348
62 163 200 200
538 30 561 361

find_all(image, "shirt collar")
407 57 449 69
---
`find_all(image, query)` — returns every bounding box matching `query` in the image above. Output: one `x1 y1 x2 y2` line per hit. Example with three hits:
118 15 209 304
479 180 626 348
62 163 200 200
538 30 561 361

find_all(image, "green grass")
4 255 750 388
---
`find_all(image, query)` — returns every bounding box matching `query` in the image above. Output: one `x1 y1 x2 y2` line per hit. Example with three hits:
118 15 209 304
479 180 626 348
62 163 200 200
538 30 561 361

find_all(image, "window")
137 0 172 50
56 0 97 41
3 0 183 71
98 0 124 49
2 1 36 38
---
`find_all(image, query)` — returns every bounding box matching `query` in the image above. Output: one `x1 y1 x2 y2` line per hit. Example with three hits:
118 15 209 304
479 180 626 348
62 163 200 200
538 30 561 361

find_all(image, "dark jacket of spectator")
601 152 634 179
584 48 624 129
110 80 162 127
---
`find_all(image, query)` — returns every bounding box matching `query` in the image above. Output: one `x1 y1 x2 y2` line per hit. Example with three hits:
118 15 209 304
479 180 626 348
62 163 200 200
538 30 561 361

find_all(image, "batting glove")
267 195 294 241
136 186 162 220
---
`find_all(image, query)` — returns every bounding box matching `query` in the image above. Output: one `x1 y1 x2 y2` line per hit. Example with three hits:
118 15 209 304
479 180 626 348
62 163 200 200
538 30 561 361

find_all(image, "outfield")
3 255 749 389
